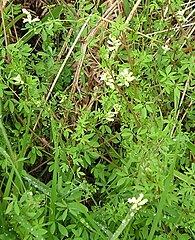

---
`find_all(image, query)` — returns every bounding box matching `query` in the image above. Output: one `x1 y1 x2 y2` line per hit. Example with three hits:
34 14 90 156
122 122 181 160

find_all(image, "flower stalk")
112 194 148 240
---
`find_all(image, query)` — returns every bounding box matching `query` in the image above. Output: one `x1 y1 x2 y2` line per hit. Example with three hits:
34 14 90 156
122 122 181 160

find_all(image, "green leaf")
0 89 3 98
159 70 166 78
121 129 132 138
88 140 100 148
116 170 127 177
41 29 47 41
84 152 91 165
141 107 147 119
14 215 42 238
5 13 25 33
5 202 13 214
117 177 128 186
83 4 94 11
0 84 7 89
22 171 51 196
14 202 20 215
166 65 171 75
138 128 147 135
146 105 153 113
58 223 68 236
61 210 68 221
174 87 180 111
186 141 195 154
34 229 47 236
9 100 14 113
123 0 130 16
50 222 56 235
134 104 143 110
68 202 88 216
174 170 195 186
88 151 100 159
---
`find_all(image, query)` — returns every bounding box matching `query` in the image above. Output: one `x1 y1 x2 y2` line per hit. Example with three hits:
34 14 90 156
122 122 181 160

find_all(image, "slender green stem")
14 114 31 195
49 117 59 221
0 147 25 192
148 134 180 240
0 100 14 159
1 168 15 211
112 209 134 240
118 87 141 128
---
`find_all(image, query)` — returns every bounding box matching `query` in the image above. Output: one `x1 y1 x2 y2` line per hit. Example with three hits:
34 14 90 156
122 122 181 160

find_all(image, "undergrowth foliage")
0 0 195 239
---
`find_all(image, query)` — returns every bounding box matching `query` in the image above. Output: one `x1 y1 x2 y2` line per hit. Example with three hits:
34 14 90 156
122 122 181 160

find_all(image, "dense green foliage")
0 0 194 239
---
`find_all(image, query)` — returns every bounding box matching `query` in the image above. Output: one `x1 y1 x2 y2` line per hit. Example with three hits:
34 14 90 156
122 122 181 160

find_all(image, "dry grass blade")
125 0 142 23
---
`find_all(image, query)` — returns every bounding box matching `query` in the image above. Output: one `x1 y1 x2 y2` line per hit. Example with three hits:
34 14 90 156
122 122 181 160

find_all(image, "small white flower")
22 8 40 24
128 197 137 204
22 8 29 15
107 35 121 51
13 74 24 85
118 69 135 87
106 112 116 122
100 71 115 89
101 68 135 89
113 104 121 114
106 104 121 122
128 193 148 211
162 45 170 54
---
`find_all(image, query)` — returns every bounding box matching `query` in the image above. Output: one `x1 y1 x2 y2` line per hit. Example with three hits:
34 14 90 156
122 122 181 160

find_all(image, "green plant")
0 0 194 239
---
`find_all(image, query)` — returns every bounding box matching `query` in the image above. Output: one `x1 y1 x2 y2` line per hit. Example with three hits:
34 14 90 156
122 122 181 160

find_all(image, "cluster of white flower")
128 193 148 212
100 70 115 89
162 45 170 54
118 69 136 87
106 104 121 122
13 74 24 85
100 68 135 89
22 8 40 24
107 35 121 52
